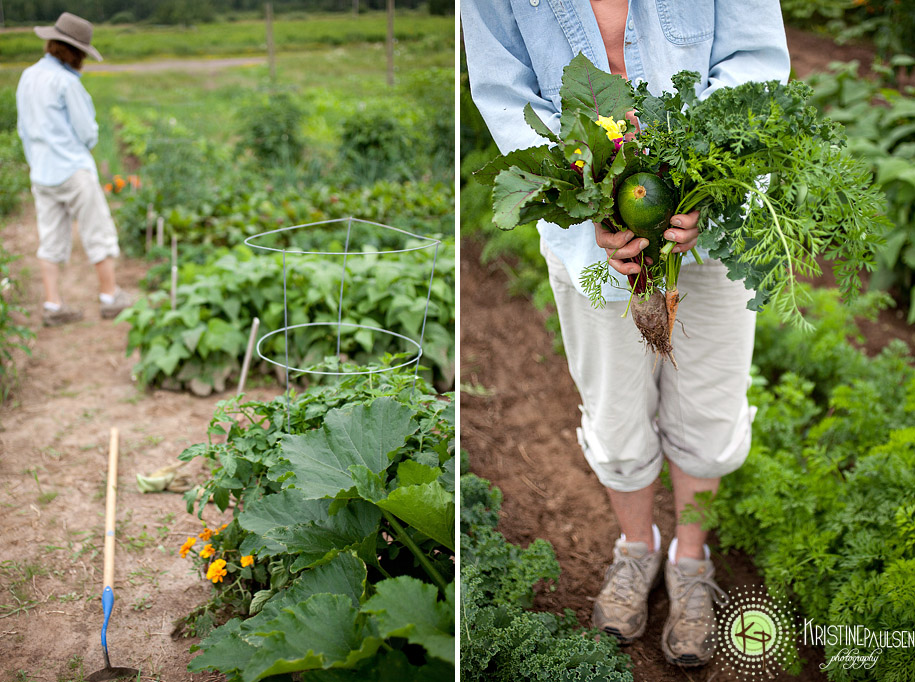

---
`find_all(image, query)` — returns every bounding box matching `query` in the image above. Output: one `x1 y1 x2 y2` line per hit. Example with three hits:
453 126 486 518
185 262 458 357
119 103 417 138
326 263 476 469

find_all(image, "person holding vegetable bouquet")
462 0 790 668
16 12 132 326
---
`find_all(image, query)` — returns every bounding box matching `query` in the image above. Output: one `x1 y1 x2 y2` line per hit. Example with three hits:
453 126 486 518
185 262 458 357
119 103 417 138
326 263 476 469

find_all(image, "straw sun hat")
34 12 103 61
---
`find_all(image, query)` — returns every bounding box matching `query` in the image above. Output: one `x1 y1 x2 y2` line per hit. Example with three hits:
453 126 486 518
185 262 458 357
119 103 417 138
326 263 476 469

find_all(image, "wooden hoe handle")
103 427 119 590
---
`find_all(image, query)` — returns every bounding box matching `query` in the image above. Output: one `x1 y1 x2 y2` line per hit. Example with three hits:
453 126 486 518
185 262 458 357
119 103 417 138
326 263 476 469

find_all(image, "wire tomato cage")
244 216 442 422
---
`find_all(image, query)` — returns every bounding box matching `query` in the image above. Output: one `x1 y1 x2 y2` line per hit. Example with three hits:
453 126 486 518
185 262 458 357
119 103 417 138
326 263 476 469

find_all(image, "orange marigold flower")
198 528 214 541
128 174 141 188
179 536 196 558
206 559 227 584
199 544 215 559
114 175 126 191
240 555 254 568
103 183 113 193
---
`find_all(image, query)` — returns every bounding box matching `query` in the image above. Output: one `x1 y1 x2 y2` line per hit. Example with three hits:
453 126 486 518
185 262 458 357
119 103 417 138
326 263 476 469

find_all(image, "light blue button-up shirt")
462 0 790 301
16 53 99 187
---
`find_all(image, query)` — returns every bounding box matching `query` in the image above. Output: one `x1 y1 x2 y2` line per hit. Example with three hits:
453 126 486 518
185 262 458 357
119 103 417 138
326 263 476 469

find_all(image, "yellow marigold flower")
595 115 627 141
179 536 196 558
200 544 215 559
573 148 585 169
240 555 254 568
206 559 228 584
198 528 214 541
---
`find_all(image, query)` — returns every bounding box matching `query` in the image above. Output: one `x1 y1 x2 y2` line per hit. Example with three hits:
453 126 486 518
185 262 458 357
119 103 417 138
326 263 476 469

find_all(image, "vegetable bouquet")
474 53 887 365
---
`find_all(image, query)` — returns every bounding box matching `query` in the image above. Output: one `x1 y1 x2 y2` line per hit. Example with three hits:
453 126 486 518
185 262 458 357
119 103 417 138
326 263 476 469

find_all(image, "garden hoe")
87 427 140 682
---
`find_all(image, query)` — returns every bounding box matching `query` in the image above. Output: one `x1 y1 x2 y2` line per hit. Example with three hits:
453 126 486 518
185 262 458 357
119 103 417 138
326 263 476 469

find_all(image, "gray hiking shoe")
100 288 132 319
592 538 663 643
42 303 84 327
662 557 728 667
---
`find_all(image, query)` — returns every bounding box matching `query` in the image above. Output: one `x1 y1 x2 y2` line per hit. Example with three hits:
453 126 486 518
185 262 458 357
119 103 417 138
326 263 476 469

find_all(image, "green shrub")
235 91 306 167
339 107 416 183
108 10 136 24
0 87 17 133
0 245 35 408
0 132 30 219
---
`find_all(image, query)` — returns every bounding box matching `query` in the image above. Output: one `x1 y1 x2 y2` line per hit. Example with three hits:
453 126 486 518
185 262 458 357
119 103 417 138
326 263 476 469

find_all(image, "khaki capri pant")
32 169 120 265
543 241 757 492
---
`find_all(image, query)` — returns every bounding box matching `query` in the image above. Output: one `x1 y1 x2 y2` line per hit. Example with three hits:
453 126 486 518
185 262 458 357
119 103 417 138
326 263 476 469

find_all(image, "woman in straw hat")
16 12 131 326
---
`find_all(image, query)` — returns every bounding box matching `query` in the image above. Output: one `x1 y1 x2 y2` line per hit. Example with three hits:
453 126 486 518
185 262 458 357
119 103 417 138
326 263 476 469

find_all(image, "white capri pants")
543 242 757 492
32 169 120 265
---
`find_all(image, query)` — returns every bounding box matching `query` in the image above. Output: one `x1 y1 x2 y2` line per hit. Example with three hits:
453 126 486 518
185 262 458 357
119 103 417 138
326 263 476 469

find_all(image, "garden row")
106 72 455 394
174 367 455 680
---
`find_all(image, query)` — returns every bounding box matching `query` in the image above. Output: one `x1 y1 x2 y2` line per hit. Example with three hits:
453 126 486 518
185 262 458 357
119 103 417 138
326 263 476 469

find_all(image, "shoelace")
676 571 729 625
606 554 652 604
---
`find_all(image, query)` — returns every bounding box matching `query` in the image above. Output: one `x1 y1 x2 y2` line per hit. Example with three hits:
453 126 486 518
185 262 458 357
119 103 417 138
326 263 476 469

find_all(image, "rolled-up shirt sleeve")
461 0 560 154
63 79 98 150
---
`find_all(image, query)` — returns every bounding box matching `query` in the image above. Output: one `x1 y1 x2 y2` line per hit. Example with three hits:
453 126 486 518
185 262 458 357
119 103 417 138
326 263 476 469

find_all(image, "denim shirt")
462 0 790 301
16 54 99 187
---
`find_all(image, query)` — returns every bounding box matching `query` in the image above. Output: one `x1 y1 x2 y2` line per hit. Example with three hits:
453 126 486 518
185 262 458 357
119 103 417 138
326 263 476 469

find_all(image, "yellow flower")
200 544 215 559
595 115 627 141
214 523 228 535
179 536 196 558
573 148 585 169
206 559 227 584
240 555 254 568
198 528 214 541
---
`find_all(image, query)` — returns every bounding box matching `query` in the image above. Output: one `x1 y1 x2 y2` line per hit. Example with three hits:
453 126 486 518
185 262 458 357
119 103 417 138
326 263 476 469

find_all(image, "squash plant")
178 367 455 680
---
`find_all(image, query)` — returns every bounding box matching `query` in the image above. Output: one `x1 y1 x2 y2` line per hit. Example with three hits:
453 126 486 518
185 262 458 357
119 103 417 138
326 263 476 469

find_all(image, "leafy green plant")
0 131 30 218
807 61 915 320
706 287 915 681
0 245 35 407
178 369 455 681
460 472 633 682
340 107 416 184
118 239 454 393
235 91 306 166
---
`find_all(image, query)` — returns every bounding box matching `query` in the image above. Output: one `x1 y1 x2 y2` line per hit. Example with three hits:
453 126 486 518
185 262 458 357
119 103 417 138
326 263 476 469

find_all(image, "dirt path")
459 239 829 681
0 203 276 681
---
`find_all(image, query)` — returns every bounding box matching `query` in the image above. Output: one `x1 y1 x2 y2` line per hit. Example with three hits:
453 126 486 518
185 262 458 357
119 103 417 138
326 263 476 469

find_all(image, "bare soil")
459 23 915 682
0 203 277 681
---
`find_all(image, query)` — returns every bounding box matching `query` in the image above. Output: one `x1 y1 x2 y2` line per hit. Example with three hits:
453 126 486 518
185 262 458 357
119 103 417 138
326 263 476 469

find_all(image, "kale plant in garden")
461 470 633 682
178 368 455 681
476 53 887 363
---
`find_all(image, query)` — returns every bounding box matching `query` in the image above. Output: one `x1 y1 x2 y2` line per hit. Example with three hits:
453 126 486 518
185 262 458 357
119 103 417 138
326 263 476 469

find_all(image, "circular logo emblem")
717 587 795 679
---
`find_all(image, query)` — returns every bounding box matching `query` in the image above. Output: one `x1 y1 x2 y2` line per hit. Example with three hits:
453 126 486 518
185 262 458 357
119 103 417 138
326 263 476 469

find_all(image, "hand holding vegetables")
474 53 888 366
596 210 699 276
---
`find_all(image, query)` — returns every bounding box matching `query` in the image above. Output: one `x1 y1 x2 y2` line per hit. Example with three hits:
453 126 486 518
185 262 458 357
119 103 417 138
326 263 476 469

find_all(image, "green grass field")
0 12 452 63
0 12 454 177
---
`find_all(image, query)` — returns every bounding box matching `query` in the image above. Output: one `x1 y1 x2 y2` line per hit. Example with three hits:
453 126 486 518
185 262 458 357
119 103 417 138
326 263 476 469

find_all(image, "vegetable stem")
381 509 448 595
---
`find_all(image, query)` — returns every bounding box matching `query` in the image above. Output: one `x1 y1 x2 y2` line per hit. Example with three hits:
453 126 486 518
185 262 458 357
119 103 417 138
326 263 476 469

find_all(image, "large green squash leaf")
272 397 417 499
362 577 455 664
376 482 455 551
243 593 382 682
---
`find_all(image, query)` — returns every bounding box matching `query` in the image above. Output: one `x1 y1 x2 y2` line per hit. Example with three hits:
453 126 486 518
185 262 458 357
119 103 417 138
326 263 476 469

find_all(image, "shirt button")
531 0 539 5
628 20 635 30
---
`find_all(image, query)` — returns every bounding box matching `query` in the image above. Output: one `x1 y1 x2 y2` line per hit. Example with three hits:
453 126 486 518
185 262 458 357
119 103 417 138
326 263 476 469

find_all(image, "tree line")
2 0 453 25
